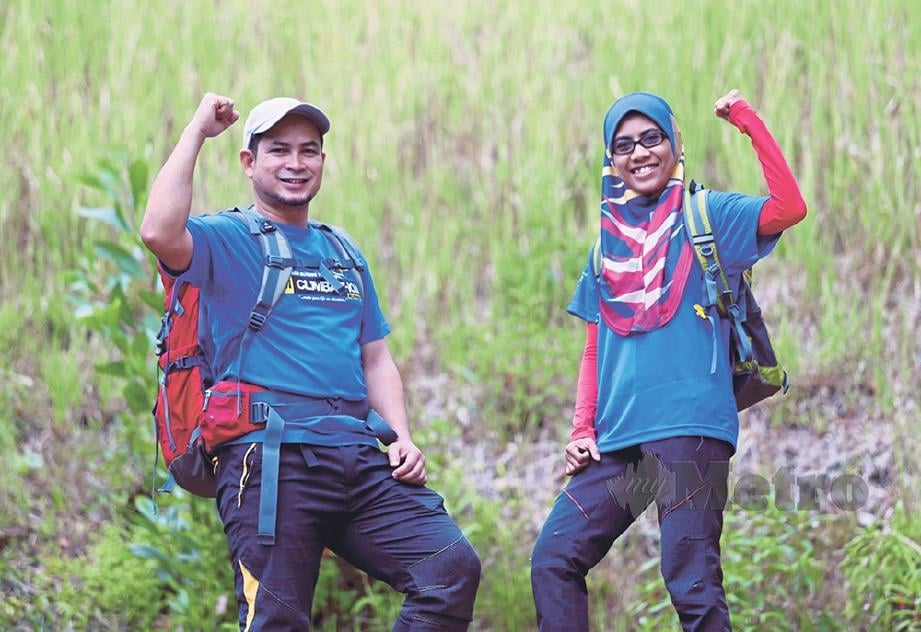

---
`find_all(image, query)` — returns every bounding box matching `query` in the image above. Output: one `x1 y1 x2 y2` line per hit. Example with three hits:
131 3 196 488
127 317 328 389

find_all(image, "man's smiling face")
242 113 325 212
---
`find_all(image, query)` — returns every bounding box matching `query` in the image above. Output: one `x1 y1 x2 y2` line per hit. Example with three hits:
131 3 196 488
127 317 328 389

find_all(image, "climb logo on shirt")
285 269 361 302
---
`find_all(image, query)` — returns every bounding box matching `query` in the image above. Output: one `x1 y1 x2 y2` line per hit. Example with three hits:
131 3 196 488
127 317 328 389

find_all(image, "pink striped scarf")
598 148 693 335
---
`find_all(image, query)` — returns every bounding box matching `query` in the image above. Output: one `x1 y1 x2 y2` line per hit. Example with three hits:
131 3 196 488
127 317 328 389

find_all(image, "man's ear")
240 148 255 177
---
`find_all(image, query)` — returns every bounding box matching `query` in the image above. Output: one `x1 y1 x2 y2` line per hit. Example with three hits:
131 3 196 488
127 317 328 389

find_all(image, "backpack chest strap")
265 255 359 293
265 255 360 270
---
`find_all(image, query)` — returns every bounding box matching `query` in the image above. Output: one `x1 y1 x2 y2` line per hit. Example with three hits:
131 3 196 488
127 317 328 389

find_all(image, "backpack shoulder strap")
309 220 365 298
310 221 365 267
591 236 602 280
683 189 733 312
683 189 753 363
228 207 294 331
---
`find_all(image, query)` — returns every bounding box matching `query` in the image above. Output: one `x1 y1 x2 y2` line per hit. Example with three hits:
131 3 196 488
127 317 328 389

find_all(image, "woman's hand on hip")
565 438 601 476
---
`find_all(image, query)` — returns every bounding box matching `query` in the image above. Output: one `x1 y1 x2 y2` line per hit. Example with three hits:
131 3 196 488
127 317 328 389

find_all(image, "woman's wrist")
727 99 757 133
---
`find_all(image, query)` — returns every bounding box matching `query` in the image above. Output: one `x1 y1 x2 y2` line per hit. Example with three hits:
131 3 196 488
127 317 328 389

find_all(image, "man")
140 93 480 630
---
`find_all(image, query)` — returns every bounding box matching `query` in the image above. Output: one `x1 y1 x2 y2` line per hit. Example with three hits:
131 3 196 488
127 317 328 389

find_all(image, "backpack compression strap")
682 189 753 367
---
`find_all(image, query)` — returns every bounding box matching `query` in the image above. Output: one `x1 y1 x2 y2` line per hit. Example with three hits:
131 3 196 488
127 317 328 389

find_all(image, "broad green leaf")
94 241 144 278
80 166 121 204
130 543 168 562
77 172 106 192
132 330 149 356
77 205 130 233
96 360 128 376
125 382 151 414
169 588 191 614
134 496 158 521
129 158 148 211
112 330 131 353
139 288 165 312
98 158 121 177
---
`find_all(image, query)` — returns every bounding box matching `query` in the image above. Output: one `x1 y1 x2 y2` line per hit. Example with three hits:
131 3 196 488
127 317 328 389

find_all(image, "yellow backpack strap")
683 188 732 314
591 236 602 279
683 190 708 290
683 188 754 364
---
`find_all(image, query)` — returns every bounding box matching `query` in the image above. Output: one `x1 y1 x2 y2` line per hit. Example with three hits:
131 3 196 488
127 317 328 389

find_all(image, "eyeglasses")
611 130 668 156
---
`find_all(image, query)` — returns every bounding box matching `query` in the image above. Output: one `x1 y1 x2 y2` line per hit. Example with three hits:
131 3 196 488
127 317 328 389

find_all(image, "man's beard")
266 189 314 208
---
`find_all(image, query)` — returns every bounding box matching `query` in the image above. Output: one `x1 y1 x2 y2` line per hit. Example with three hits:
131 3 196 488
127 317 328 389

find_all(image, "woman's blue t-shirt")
181 212 391 400
568 191 780 453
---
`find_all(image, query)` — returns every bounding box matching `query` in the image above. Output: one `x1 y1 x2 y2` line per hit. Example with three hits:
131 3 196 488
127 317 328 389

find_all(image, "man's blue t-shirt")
181 212 391 401
568 191 780 453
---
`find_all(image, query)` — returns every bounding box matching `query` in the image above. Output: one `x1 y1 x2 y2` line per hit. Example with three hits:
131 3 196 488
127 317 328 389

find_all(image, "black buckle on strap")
250 401 270 424
249 311 267 331
174 356 195 369
165 355 197 373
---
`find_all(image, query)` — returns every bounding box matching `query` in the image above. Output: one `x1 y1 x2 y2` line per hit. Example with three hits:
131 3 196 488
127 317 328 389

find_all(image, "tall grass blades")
2 0 920 628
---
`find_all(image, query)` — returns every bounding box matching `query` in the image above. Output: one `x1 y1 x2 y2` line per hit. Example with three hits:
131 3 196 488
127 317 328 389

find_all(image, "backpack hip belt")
204 386 398 546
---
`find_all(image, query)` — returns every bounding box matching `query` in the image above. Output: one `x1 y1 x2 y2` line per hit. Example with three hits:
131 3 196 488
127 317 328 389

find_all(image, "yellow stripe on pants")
239 560 259 631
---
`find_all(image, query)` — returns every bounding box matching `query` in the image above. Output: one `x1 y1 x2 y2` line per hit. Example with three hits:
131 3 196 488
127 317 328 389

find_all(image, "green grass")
2 0 920 628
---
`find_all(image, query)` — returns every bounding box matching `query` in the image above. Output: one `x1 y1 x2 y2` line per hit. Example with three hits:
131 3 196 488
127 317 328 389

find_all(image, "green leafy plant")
722 508 840 630
625 507 839 631
9 525 164 630
844 504 921 630
130 494 238 629
79 524 165 628
68 153 161 426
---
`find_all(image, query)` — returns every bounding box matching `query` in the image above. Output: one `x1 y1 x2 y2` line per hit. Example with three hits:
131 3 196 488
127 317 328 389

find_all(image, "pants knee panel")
408 536 480 617
411 536 480 588
661 537 724 604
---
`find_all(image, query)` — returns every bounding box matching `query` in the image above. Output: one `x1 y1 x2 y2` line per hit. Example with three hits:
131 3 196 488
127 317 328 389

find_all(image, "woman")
530 90 807 631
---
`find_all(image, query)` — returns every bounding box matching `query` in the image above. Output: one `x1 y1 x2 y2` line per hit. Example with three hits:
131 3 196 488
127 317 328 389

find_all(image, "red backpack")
153 207 365 497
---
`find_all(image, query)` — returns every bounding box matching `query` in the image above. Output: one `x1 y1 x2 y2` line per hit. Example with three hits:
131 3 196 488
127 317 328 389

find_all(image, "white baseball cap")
241 97 331 149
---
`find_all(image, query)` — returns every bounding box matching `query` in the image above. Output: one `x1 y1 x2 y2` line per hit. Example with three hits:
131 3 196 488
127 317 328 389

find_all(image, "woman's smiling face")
611 113 677 197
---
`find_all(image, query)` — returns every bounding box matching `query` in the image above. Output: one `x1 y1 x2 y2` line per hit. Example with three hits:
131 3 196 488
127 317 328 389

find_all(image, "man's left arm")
362 338 427 485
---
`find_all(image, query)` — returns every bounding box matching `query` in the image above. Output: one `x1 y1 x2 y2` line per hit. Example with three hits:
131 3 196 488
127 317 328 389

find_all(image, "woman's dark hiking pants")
531 436 734 631
215 442 481 631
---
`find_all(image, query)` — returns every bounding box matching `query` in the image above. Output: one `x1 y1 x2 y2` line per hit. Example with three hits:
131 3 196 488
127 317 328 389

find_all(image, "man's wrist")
180 124 208 146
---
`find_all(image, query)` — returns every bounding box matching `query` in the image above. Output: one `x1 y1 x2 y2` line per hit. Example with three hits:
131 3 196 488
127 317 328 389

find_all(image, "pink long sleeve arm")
727 100 807 235
570 323 599 442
